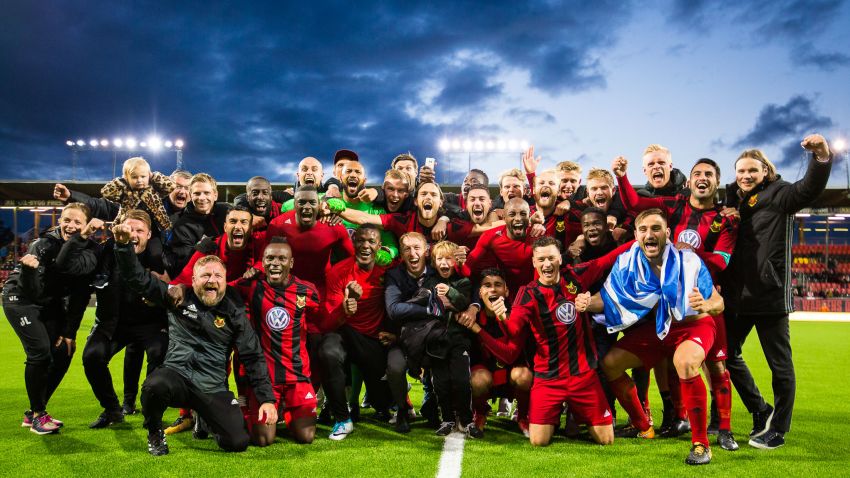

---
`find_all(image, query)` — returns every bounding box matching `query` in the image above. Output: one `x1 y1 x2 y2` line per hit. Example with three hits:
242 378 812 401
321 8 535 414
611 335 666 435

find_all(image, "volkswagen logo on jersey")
677 229 702 248
266 307 291 331
556 301 577 325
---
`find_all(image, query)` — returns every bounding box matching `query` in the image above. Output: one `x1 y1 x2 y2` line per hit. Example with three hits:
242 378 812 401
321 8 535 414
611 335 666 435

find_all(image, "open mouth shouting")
537 187 555 207
345 176 362 196
510 219 527 238
200 282 222 306
470 204 486 223
693 179 710 196
641 236 661 256
62 225 81 240
229 229 247 250
585 228 601 245
591 194 608 208
267 263 284 282
420 201 436 218
539 262 556 281
650 169 666 187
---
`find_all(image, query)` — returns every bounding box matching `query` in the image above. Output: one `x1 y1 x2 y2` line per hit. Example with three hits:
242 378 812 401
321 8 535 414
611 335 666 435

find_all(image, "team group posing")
2 133 834 465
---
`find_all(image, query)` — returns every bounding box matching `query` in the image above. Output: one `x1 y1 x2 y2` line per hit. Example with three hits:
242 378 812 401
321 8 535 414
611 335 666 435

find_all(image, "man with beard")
465 198 536 302
318 225 403 440
77 210 169 429
237 176 283 231
581 208 724 465
444 169 488 211
166 173 232 277
267 186 353 300
613 156 739 451
231 238 324 445
171 206 264 285
113 226 277 456
326 160 398 261
323 149 358 199
529 170 570 250
53 170 191 222
331 182 485 247
453 185 502 250
638 144 688 197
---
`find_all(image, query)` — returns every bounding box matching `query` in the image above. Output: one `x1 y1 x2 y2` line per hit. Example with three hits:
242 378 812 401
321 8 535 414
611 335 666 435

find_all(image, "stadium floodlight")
113 138 123 148
126 137 137 149
438 138 451 151
451 139 461 151
65 140 74 147
496 140 507 151
462 139 473 152
508 140 518 150
100 139 109 147
89 139 99 147
148 136 162 151
175 139 184 149
795 213 811 218
76 139 85 146
828 216 845 221
164 140 173 148
833 138 847 152
519 140 529 150
474 140 485 151
485 140 495 150
139 141 148 148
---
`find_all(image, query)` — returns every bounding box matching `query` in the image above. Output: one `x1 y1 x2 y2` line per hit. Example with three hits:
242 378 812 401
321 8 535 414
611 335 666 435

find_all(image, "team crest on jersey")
565 281 577 295
710 219 722 233
266 307 291 331
677 229 702 248
555 301 577 325
556 220 565 233
296 294 307 310
214 316 226 328
747 194 758 207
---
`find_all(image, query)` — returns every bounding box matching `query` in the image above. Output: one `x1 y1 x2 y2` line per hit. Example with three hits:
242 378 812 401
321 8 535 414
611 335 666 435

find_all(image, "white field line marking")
436 431 465 478
789 312 850 322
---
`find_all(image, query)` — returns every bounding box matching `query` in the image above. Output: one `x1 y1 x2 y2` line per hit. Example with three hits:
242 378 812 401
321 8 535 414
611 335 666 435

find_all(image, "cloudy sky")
2 0 849 188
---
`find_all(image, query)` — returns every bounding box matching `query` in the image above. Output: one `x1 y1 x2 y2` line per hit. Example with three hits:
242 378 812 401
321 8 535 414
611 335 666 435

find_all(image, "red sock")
668 369 687 420
515 390 530 421
610 374 650 430
710 371 732 431
680 375 709 445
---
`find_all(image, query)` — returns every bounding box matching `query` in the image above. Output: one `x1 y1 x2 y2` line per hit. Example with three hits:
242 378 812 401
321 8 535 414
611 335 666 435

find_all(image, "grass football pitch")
1 310 848 477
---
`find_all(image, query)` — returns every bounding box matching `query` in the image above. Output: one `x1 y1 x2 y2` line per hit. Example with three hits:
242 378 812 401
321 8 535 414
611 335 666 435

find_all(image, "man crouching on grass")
577 208 724 465
111 223 277 456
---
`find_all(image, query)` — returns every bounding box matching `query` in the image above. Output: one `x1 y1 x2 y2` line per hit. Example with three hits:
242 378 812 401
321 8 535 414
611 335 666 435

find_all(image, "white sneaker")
329 419 354 441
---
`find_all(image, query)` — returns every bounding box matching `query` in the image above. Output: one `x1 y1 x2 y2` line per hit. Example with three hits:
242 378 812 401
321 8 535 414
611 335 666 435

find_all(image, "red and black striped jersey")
617 174 738 275
233 275 321 384
465 225 535 302
380 211 472 246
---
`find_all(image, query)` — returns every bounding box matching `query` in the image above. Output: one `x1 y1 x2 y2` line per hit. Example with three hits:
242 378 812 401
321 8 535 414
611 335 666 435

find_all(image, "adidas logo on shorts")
693 337 702 344
305 392 314 400
717 350 726 358
603 409 611 418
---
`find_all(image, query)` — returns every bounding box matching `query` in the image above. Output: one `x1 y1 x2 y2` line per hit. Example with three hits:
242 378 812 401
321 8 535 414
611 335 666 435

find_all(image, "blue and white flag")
598 242 714 339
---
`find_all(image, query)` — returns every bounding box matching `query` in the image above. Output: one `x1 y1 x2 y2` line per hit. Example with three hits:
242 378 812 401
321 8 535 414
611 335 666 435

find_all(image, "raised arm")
611 156 665 213
773 134 833 213
112 224 169 307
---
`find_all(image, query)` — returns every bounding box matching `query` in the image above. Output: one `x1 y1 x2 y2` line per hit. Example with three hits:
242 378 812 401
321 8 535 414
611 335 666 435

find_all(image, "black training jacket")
723 154 832 316
165 201 231 277
114 242 274 402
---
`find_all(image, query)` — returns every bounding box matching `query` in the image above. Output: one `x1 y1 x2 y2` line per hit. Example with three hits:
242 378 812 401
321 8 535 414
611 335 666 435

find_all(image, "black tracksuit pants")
83 325 168 412
122 343 145 406
141 367 249 452
430 342 472 426
318 326 406 422
4 301 73 413
725 311 795 433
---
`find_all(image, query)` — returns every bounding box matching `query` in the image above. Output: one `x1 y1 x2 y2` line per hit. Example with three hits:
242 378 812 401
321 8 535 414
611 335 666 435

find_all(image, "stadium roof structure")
2 179 848 209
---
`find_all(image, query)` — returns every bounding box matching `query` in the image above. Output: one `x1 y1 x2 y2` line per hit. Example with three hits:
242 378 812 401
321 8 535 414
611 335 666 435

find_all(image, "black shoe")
748 429 784 450
708 400 719 435
317 407 333 426
395 413 411 434
685 442 712 465
89 409 124 429
349 403 361 423
147 428 169 456
192 413 209 440
660 418 690 438
435 421 456 436
658 405 674 436
718 430 739 451
373 409 392 423
750 404 774 438
465 423 484 439
122 402 137 416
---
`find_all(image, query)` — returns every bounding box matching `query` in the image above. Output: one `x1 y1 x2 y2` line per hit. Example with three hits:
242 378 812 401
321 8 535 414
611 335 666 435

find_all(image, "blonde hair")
642 144 671 159
498 168 525 188
556 161 582 174
384 169 412 190
194 254 225 271
122 157 150 179
736 149 778 182
586 168 614 186
399 231 428 248
190 173 218 191
121 209 152 230
431 241 459 266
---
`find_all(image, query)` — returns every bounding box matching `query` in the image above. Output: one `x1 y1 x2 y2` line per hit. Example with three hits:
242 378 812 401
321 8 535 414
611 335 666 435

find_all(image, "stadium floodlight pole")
437 137 530 183
64 136 186 180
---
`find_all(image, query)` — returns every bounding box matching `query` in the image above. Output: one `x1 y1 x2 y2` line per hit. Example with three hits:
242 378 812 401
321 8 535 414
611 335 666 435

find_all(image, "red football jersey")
465 225 535 301
323 257 388 338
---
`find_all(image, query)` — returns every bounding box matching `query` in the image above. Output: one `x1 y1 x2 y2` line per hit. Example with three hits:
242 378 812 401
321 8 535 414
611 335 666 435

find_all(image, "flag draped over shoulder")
598 242 714 339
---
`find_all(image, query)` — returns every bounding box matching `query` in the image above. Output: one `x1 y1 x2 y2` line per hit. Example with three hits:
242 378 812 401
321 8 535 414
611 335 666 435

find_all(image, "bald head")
297 157 323 187
505 198 530 240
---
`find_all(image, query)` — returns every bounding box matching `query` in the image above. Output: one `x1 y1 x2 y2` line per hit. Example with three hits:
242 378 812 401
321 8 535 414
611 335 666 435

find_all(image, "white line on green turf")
436 431 465 478
790 312 850 322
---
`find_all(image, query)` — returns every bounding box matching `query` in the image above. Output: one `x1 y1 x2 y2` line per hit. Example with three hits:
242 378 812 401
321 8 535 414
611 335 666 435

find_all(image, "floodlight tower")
65 135 186 179
437 137 529 183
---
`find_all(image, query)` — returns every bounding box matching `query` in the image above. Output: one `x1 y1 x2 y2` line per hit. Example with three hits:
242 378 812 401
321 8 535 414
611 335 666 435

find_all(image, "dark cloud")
0 1 631 182
506 107 556 126
666 0 848 71
733 95 834 166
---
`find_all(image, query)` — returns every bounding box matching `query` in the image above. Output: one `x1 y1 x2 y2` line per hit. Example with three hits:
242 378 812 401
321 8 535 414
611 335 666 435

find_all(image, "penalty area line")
436 431 465 478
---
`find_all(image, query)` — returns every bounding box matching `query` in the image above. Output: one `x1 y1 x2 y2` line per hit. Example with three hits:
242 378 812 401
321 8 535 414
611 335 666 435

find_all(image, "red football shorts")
245 382 317 429
614 317 716 369
529 369 613 427
705 313 728 362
